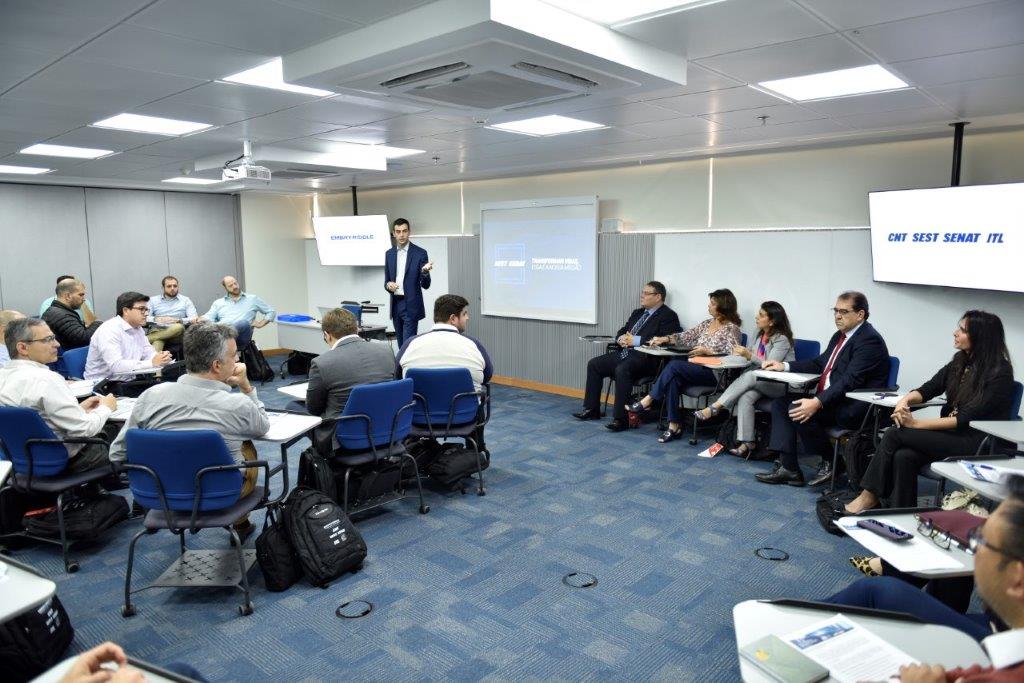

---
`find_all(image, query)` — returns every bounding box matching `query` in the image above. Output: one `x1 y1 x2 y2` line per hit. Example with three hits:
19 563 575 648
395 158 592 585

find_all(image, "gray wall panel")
85 188 169 317
448 233 655 390
165 192 239 315
0 184 92 315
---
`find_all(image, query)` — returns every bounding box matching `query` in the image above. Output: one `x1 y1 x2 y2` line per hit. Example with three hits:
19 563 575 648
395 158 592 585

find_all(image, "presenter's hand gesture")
386 281 398 293
762 360 784 371
151 351 172 367
421 261 433 272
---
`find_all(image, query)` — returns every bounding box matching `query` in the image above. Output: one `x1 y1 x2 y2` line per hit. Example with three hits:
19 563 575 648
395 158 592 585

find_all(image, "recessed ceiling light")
541 0 726 26
757 65 909 102
222 57 334 97
0 164 53 175
162 177 222 185
92 113 213 136
489 115 606 137
374 145 426 159
20 143 114 159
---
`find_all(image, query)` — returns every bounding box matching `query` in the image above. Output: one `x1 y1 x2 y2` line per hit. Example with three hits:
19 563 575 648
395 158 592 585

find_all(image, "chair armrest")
21 436 116 488
191 461 272 532
119 462 179 532
448 390 486 431
412 392 435 439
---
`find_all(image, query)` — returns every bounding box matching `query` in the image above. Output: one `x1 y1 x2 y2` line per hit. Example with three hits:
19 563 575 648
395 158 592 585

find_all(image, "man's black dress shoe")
755 466 806 486
573 408 601 421
625 401 645 414
807 461 834 487
605 419 628 432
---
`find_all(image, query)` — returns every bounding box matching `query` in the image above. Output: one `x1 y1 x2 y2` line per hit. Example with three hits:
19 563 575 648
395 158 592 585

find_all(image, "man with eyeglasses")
756 291 890 486
0 317 118 473
305 307 394 455
573 281 682 430
824 474 1024 681
84 292 173 381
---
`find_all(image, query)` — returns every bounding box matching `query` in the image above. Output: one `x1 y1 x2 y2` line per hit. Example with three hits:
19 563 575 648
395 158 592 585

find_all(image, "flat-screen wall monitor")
479 196 599 324
313 214 390 266
869 182 1023 293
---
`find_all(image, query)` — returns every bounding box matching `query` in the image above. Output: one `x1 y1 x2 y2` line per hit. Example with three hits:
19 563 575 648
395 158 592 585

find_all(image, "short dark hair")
55 279 83 298
183 322 236 373
709 288 741 326
646 281 666 301
116 291 149 317
392 218 410 230
434 294 469 323
838 291 869 320
5 317 46 359
1000 474 1024 567
322 308 358 339
162 275 178 287
56 275 75 285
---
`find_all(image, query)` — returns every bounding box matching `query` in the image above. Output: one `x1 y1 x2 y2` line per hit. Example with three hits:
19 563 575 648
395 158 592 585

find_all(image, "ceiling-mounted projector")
222 140 271 183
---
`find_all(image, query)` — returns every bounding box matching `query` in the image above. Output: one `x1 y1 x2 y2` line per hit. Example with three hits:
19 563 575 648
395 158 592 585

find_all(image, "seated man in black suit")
573 281 682 432
756 291 890 486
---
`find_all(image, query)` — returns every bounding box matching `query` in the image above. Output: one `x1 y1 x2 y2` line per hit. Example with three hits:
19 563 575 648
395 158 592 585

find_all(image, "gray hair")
55 278 84 298
5 317 47 359
183 322 237 373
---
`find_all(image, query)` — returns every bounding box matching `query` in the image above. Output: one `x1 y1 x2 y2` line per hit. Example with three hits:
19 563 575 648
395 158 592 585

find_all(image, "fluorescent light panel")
222 58 334 97
490 115 605 136
92 113 212 136
542 0 722 25
758 65 909 101
0 164 52 175
162 177 222 185
20 143 114 159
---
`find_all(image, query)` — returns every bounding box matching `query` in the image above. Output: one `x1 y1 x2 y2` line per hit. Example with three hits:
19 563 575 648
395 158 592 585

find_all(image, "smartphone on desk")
740 634 829 683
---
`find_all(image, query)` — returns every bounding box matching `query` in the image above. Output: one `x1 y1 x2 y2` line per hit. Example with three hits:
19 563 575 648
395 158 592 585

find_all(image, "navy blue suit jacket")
790 321 890 408
384 242 431 322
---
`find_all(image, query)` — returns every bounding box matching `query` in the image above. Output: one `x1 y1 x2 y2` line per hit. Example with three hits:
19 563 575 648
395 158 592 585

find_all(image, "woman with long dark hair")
693 301 796 457
627 289 742 442
845 310 1016 512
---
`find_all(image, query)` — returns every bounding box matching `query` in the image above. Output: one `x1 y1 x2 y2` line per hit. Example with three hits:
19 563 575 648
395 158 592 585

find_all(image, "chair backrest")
793 338 820 362
335 378 413 451
407 367 478 428
1009 381 1023 420
125 429 241 512
887 355 900 389
0 406 69 477
62 347 89 379
340 303 362 326
739 332 747 347
48 347 68 378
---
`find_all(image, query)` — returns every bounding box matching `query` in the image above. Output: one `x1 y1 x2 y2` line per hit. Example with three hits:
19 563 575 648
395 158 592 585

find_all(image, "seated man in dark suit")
573 281 682 432
306 307 395 455
756 291 890 486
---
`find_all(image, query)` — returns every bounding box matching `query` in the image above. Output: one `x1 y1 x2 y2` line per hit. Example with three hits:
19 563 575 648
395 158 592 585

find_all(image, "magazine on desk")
782 614 918 682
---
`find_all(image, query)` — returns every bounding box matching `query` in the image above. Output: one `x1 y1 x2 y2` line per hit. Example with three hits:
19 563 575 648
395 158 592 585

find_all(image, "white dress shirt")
84 317 157 381
982 627 1024 670
395 245 409 296
0 359 112 456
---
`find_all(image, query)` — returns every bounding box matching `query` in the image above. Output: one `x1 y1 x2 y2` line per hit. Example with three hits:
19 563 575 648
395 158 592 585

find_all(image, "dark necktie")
816 333 847 393
621 310 652 358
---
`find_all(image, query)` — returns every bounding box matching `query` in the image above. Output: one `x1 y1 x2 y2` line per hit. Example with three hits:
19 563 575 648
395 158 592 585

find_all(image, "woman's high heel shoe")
695 405 721 422
849 555 881 577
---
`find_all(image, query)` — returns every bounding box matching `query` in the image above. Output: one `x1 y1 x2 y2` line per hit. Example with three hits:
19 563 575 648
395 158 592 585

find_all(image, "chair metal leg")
828 440 841 493
122 528 150 617
55 491 78 574
228 527 254 616
401 452 430 514
465 436 486 496
934 478 947 507
342 468 352 515
178 531 186 555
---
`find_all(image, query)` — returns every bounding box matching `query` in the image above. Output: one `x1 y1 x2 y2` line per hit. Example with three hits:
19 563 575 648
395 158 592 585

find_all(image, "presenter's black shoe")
755 467 806 486
605 419 628 432
807 462 834 488
572 408 601 421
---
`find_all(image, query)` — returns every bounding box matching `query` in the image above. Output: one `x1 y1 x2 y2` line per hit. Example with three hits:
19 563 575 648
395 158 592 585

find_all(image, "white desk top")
0 558 56 622
971 420 1024 446
733 600 988 682
262 412 321 442
836 511 974 578
845 391 945 408
752 369 820 385
276 319 319 329
278 382 308 400
37 656 182 683
931 457 1024 502
69 379 99 398
636 346 689 357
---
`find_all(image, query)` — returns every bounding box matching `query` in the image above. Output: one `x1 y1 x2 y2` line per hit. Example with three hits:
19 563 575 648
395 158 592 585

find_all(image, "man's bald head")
0 310 26 342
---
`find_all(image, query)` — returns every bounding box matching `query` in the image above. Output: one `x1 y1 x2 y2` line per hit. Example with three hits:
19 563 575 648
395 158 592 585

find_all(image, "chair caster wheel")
65 562 80 574
238 603 254 616
121 605 136 618
477 489 486 497
419 505 430 514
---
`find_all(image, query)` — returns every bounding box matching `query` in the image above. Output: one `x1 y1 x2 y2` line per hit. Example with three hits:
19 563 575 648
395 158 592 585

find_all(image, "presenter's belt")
393 294 405 299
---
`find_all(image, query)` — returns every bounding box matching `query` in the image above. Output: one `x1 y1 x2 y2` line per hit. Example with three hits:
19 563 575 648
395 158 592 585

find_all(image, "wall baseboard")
262 348 290 357
491 375 584 400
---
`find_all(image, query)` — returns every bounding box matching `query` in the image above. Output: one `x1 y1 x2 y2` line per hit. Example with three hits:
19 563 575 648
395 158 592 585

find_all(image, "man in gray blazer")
306 307 394 454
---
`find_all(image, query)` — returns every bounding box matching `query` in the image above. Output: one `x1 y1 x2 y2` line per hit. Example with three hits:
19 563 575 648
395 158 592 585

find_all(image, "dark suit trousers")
769 396 866 472
859 426 985 507
393 297 418 348
584 350 659 420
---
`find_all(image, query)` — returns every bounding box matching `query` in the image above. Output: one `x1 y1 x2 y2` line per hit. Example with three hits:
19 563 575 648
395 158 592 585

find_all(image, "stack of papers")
782 614 918 682
959 460 1016 485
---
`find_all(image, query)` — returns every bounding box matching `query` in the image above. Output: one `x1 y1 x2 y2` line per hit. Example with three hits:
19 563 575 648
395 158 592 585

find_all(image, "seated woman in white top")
695 301 796 458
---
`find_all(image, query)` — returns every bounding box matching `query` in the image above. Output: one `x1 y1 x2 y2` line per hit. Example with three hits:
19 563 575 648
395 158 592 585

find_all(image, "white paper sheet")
753 370 820 385
68 379 99 398
783 614 918 683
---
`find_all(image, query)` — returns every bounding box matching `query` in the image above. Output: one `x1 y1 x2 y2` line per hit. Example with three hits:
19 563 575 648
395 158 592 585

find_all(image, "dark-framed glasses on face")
967 526 1024 560
25 335 57 344
831 307 854 316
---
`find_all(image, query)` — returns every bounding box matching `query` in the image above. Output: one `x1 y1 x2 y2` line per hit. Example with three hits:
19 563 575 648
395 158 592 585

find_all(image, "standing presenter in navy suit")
385 218 432 348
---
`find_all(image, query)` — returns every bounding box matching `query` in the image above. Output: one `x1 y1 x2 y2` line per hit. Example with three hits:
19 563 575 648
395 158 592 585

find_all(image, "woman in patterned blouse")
627 289 742 442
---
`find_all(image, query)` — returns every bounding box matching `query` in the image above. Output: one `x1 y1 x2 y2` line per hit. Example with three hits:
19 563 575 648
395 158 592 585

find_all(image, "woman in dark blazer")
846 310 1016 512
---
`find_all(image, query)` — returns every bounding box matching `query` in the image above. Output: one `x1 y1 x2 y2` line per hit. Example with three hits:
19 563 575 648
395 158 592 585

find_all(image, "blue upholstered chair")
62 346 89 379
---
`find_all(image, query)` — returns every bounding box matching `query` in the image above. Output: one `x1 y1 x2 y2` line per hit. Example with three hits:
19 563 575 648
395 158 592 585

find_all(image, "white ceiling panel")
561 102 684 127
616 0 832 60
801 88 938 117
793 0 1003 31
132 101 253 127
695 33 872 84
0 99 107 142
129 130 244 159
835 105 957 131
428 126 529 148
359 115 471 142
0 44 55 93
926 74 1024 117
702 104 826 129
0 2 115 55
624 64 744 102
128 0 359 54
152 82 320 117
740 117 853 140
650 86 784 116
313 127 389 145
284 95 423 126
271 0 436 24
891 43 1024 87
622 116 723 138
73 26 273 80
5 59 204 112
216 114 341 142
39 126 167 152
846 1 1024 63
0 116 82 143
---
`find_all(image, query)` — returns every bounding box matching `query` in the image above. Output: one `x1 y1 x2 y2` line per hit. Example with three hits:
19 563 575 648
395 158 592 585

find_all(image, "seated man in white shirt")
85 292 173 382
0 309 26 368
0 318 118 473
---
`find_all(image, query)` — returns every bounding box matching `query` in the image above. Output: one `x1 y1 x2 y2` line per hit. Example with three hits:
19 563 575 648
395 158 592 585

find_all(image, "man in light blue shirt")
202 275 275 349
146 275 195 352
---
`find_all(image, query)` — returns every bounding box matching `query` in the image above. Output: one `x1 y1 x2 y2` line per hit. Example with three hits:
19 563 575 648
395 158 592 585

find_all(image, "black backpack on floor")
254 504 304 592
242 340 275 384
282 487 366 587
843 429 876 490
22 493 129 540
0 594 74 682
284 351 314 377
427 445 486 490
0 487 56 535
815 489 858 536
297 447 336 499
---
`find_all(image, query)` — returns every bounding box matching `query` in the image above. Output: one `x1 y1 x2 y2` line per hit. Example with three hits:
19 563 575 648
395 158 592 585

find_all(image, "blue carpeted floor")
12 363 895 681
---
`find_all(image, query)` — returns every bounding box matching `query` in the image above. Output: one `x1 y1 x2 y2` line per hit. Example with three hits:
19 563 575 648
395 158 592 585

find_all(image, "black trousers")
859 427 985 507
583 350 660 420
769 396 867 472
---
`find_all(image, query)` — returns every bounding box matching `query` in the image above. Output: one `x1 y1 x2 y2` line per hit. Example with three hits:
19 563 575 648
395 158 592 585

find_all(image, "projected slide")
869 182 1023 293
313 214 390 266
480 197 598 323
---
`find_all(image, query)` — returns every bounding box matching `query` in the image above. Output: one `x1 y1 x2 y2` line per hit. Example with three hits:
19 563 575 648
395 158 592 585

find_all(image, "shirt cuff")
783 362 790 371
93 405 113 421
632 336 642 347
